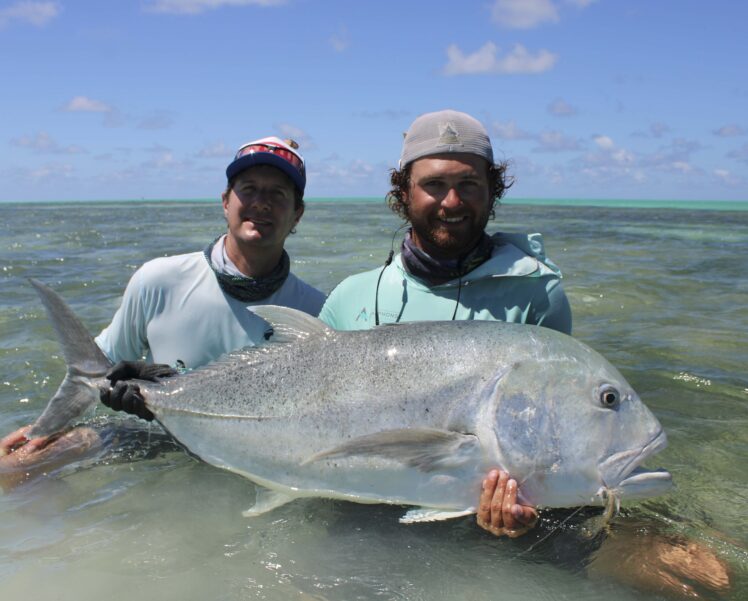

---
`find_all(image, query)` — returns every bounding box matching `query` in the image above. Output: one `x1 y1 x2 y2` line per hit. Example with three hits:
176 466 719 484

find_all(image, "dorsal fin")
250 305 334 344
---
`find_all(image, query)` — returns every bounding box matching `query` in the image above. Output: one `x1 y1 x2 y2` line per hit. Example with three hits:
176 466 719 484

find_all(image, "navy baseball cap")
226 136 306 194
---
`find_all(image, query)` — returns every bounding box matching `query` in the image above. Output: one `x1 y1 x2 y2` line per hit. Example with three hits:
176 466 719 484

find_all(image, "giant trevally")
26 279 672 522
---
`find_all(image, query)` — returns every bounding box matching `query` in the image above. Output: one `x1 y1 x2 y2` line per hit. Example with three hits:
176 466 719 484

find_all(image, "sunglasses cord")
374 224 408 326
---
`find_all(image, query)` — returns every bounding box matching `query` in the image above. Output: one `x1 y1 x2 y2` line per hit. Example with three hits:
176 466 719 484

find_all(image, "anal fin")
242 487 296 517
399 506 475 524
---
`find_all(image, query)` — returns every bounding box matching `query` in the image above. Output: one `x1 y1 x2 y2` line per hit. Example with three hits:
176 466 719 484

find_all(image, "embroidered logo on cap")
438 122 460 144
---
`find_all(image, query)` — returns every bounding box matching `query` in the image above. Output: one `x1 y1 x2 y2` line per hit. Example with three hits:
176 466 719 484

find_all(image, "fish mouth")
599 428 671 494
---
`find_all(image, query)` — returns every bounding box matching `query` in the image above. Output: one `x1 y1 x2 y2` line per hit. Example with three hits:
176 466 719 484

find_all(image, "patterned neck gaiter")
203 235 290 302
400 229 496 285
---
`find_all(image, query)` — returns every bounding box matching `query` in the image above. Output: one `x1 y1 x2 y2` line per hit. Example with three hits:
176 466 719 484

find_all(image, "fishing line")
374 224 465 324
510 504 588 560
374 224 408 326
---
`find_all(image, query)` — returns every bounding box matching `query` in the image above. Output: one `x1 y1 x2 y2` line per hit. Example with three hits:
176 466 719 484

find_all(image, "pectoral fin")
242 487 296 517
400 507 476 524
304 428 480 472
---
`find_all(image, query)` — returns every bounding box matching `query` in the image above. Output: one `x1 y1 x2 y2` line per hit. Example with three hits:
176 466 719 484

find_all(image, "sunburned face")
222 165 303 253
405 153 492 259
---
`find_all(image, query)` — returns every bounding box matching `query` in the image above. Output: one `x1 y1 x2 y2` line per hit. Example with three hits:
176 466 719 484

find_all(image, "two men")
0 136 325 484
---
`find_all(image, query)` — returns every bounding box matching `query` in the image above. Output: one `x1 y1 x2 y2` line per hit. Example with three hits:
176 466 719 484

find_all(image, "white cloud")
582 136 637 171
649 122 670 138
444 42 557 76
593 135 615 150
533 130 582 152
26 163 75 181
714 168 742 186
649 138 702 166
713 124 745 137
10 131 85 154
670 161 694 174
491 119 533 140
727 143 748 163
197 141 232 158
0 1 59 28
63 96 113 113
275 123 315 151
144 0 285 15
491 0 558 29
631 122 672 139
329 25 349 52
611 148 635 165
548 98 577 116
137 111 174 130
565 0 597 7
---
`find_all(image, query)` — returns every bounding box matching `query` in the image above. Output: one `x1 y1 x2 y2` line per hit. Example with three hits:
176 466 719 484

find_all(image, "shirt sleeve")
531 278 573 335
317 286 342 328
94 268 151 363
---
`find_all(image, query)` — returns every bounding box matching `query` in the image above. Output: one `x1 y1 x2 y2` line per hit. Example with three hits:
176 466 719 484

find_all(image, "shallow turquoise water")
1 201 746 600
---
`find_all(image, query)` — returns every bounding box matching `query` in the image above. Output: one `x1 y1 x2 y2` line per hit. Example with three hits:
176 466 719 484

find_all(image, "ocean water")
0 200 746 600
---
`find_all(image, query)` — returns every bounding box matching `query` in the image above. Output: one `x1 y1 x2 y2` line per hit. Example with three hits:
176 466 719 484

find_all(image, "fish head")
488 340 672 508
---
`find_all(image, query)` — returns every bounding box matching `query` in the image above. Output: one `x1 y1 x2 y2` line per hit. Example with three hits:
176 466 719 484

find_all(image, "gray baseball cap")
399 109 494 169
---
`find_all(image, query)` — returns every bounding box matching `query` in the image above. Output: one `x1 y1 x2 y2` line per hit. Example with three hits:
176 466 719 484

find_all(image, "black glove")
99 360 177 421
105 360 177 385
101 381 154 421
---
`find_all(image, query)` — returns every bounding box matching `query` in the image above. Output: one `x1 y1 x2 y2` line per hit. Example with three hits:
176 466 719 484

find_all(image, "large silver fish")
28 279 672 523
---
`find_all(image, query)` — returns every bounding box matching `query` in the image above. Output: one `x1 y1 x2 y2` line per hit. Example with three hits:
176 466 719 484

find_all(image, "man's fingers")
490 471 509 528
477 469 499 525
502 478 519 530
512 503 539 527
0 425 33 455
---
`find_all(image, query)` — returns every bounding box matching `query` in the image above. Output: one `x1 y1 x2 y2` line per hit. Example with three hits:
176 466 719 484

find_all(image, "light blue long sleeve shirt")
319 232 572 334
96 251 326 368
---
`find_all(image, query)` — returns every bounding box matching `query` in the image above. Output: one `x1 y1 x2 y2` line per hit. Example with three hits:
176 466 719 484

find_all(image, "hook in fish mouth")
599 428 673 497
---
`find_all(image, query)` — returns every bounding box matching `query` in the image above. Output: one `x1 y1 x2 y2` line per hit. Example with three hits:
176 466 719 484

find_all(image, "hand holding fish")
0 424 100 491
476 469 539 537
99 360 177 421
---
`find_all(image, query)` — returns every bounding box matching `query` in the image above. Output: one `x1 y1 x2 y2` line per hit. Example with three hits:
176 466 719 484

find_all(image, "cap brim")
226 153 305 194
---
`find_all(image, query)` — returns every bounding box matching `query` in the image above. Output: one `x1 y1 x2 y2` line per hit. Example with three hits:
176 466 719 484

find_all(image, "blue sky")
1 0 746 202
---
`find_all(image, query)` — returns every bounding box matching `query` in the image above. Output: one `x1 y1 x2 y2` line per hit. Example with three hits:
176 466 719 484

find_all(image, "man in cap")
319 109 571 333
0 136 325 483
319 109 572 535
96 136 324 375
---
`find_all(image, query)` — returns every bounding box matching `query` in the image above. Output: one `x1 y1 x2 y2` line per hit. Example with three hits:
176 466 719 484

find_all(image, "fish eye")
599 385 620 409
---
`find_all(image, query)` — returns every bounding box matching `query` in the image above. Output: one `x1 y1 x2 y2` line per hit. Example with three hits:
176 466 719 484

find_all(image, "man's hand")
0 425 102 491
0 425 44 457
476 469 539 538
99 360 176 422
100 381 154 421
105 360 177 384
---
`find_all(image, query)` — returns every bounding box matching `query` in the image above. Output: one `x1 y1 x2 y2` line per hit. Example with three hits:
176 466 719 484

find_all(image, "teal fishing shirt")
318 232 572 334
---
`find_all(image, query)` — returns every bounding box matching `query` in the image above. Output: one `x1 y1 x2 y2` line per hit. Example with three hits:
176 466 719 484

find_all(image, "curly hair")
385 160 513 221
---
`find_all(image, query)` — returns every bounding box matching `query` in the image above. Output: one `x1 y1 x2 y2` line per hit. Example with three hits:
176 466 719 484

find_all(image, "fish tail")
27 279 113 438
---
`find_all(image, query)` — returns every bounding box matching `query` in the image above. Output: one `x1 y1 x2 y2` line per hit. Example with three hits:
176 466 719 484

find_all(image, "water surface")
1 201 746 600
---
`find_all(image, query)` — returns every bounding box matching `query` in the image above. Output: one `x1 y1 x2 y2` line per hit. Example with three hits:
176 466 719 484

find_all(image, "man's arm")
533 279 572 335
95 267 151 363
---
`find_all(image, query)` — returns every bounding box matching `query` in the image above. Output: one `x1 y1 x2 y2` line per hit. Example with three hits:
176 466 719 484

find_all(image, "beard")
410 212 490 258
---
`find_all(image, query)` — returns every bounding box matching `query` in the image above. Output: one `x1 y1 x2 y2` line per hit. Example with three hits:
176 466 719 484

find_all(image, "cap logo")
438 122 460 144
